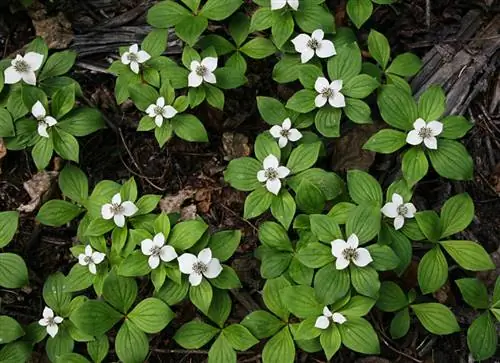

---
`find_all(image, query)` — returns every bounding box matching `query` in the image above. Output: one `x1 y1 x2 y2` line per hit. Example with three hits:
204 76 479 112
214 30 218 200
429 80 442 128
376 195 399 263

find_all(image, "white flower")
4 52 44 86
331 234 373 270
381 193 416 230
121 44 151 74
38 307 63 338
78 245 106 274
257 155 290 195
269 118 303 148
31 101 57 138
178 248 222 286
314 77 345 108
406 118 443 150
314 306 347 329
188 57 217 88
101 193 138 228
141 232 178 269
145 97 178 127
291 30 336 63
271 0 299 11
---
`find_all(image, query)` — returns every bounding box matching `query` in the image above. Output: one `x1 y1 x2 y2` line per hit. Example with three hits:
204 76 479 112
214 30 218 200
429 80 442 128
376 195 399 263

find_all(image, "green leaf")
418 86 446 121
271 189 296 230
141 28 168 57
0 109 15 137
209 230 241 262
46 329 74 363
200 0 242 20
70 300 122 336
440 193 474 238
286 142 320 174
387 53 422 77
32 137 54 170
368 29 390 70
258 222 292 251
455 278 489 309
310 214 342 242
254 132 281 162
411 303 460 335
288 257 313 285
229 12 250 47
350 265 380 298
224 157 261 191
43 273 72 315
294 2 335 34
327 42 362 81
175 15 208 46
250 7 273 32
339 317 380 354
367 244 400 271
314 264 350 305
272 55 301 83
377 85 418 131
223 324 258 351
128 83 158 111
59 165 89 205
467 312 497 361
0 211 19 248
346 0 373 28
314 106 341 137
0 253 28 289
257 96 288 125
241 310 285 339
376 281 407 312
296 242 333 269
346 204 381 244
213 67 247 89
208 334 236 363
440 115 473 139
271 12 294 49
344 98 372 124
402 147 429 186
128 298 174 333
115 320 149 363
39 51 77 80
205 84 225 110
285 89 317 113
172 114 208 142
298 64 323 89
53 128 79 162
415 210 441 242
64 264 93 293
418 246 448 294
168 219 208 250
440 240 494 271
174 320 219 349
0 341 32 362
337 296 375 317
87 335 109 363
363 129 406 154
263 276 290 321
51 85 75 119
259 249 292 279
343 74 379 99
155 278 189 306
282 285 322 319
189 278 213 313
211 266 241 289
262 327 295 363
0 316 24 344
240 37 276 59
244 186 273 219
206 287 231 328
55 353 91 363
320 325 341 360
102 272 137 314
57 108 105 137
390 308 410 339
347 170 383 206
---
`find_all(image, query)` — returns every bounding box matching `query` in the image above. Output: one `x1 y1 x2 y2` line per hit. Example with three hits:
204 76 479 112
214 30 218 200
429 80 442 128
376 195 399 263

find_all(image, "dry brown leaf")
28 1 73 49
180 205 197 220
331 124 378 172
18 171 58 213
222 132 251 161
159 187 195 214
0 138 6 174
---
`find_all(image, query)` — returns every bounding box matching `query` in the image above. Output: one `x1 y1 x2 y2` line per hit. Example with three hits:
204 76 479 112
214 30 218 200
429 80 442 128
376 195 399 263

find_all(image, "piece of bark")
411 10 500 116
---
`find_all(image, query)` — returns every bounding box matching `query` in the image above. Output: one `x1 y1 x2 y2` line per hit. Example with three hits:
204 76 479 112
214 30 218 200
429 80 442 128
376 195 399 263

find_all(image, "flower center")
154 106 164 116
418 127 433 139
14 60 30 73
307 39 321 50
264 168 278 180
127 53 138 62
46 317 55 325
342 248 359 261
280 129 290 138
83 256 92 264
111 203 124 214
192 261 208 274
196 65 207 76
321 87 333 98
397 205 408 216
150 246 161 257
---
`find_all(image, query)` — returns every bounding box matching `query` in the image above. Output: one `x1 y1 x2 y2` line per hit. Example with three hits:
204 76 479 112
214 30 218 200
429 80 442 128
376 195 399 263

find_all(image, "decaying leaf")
28 0 73 49
222 132 251 161
331 124 378 172
159 187 195 214
18 171 58 213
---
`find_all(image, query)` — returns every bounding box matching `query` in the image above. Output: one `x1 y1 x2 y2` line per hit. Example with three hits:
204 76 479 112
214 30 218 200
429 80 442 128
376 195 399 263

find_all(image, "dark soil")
0 0 499 362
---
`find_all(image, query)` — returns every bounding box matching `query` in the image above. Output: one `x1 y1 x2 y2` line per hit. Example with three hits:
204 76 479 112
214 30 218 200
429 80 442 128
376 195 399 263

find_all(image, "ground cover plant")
0 0 498 362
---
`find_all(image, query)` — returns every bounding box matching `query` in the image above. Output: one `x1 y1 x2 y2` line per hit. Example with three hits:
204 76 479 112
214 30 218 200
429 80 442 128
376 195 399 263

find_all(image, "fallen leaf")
331 124 378 172
18 171 58 213
180 204 197 220
222 132 251 161
28 1 73 49
159 187 195 214
0 138 6 174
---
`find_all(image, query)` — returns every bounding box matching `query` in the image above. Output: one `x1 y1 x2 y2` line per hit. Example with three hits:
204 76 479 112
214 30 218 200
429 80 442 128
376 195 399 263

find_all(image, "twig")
425 0 431 28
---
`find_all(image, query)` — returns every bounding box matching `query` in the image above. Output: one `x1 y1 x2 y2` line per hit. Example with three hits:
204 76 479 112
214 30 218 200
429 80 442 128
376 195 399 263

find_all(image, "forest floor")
0 0 499 362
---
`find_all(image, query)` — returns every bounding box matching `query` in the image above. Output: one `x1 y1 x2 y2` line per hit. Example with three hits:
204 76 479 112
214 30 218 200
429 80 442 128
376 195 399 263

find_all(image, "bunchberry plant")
0 211 27 289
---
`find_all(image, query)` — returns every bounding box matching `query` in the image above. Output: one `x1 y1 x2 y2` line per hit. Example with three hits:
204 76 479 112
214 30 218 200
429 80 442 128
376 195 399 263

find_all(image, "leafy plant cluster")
0 0 497 362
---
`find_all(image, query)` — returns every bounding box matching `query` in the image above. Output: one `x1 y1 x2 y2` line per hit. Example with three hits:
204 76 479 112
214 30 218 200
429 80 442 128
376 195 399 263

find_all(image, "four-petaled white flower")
121 44 151 74
406 118 443 150
257 155 290 195
146 97 178 127
178 248 222 286
188 57 218 88
4 52 43 86
31 101 57 138
78 245 106 275
101 193 138 228
269 118 302 148
141 232 178 269
292 30 336 64
314 77 345 108
331 234 372 270
315 306 347 329
38 307 63 338
381 193 416 230
271 0 299 11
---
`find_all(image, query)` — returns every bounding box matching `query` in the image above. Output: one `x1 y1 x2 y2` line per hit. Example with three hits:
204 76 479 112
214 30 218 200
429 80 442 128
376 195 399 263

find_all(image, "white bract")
188 57 217 88
4 52 43 86
331 234 372 270
314 77 345 108
78 245 106 274
269 118 302 148
101 193 138 228
178 248 222 286
38 307 63 338
381 193 417 230
406 118 443 150
315 306 347 329
146 97 178 127
141 232 177 269
292 30 336 63
271 0 299 10
257 155 290 195
32 101 57 138
121 44 151 74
